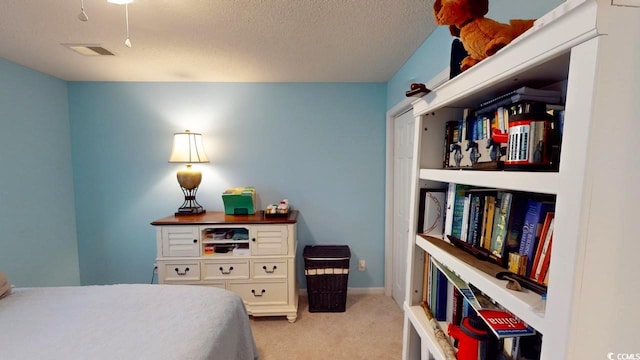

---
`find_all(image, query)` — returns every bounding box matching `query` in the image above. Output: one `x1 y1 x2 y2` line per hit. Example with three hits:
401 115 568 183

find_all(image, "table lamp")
169 130 209 215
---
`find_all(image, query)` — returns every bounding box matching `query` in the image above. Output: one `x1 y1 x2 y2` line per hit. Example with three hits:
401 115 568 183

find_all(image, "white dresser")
151 211 299 322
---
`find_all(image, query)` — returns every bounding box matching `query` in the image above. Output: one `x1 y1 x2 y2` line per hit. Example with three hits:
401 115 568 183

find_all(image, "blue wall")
68 82 386 288
387 0 564 109
0 59 80 286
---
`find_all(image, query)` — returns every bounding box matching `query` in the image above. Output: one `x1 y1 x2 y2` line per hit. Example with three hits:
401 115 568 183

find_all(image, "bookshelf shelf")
417 235 545 333
419 169 559 195
404 304 447 360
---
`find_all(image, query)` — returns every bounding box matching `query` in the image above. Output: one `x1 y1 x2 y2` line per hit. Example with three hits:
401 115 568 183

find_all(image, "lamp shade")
169 130 209 163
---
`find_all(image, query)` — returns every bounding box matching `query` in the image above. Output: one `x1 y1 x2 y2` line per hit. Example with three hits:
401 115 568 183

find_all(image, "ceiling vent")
62 44 114 56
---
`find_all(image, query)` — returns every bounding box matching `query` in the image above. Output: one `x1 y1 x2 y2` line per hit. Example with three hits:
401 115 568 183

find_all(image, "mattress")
0 284 258 360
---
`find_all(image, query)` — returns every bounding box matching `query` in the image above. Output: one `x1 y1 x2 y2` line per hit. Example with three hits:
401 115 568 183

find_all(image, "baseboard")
299 287 386 296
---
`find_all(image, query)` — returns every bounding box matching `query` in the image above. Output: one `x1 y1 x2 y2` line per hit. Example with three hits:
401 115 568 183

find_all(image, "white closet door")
392 109 415 308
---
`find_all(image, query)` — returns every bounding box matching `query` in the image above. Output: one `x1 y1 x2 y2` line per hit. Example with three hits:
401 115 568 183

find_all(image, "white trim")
384 66 451 298
424 67 451 91
299 287 386 296
612 0 640 7
385 97 414 298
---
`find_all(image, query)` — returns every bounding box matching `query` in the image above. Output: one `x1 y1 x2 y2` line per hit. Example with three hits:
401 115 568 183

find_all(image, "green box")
222 187 256 215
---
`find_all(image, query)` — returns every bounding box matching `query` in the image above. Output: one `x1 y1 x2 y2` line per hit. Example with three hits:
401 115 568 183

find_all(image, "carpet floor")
250 294 403 360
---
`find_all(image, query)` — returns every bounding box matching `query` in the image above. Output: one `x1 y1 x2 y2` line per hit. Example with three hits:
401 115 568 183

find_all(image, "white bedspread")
0 284 258 360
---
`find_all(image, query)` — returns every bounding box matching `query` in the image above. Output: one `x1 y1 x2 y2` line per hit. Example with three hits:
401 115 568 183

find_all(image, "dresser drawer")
160 262 200 282
251 259 288 279
228 281 288 305
161 226 200 257
202 260 250 280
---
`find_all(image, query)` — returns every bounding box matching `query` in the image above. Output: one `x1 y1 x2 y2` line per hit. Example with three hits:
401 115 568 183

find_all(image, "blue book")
519 200 555 276
502 194 528 264
490 192 511 259
435 268 448 321
451 185 469 238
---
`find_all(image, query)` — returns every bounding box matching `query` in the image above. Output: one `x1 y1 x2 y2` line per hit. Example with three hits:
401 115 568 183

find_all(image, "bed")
0 283 258 360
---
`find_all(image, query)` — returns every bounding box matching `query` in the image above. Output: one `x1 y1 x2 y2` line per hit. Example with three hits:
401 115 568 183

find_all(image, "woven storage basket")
303 245 351 312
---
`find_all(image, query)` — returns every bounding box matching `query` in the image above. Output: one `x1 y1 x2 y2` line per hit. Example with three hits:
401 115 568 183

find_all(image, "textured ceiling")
0 0 437 82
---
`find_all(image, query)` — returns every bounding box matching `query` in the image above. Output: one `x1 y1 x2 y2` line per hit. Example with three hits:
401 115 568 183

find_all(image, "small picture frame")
417 189 446 236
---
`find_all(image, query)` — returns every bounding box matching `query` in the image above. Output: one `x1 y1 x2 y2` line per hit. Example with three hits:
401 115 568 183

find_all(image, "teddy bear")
433 0 535 71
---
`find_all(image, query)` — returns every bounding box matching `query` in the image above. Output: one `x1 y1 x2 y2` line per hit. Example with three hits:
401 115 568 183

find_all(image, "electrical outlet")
358 260 366 271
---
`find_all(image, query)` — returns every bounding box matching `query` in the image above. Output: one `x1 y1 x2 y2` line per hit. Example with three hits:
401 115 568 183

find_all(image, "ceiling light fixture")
78 0 134 47
107 0 134 48
78 0 88 21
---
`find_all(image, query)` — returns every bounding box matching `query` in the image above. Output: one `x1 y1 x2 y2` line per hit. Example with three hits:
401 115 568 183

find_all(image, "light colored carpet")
250 294 404 360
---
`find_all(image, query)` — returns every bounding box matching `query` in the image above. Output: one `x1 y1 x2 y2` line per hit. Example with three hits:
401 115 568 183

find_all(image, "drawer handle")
262 265 277 274
174 267 190 276
193 239 198 243
251 289 266 297
252 238 256 242
219 266 234 275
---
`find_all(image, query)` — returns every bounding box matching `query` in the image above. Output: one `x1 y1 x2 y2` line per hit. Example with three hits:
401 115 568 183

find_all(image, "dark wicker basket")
303 245 351 312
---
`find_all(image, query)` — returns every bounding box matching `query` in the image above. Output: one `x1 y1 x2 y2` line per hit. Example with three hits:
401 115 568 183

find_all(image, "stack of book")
442 184 555 284
442 86 564 170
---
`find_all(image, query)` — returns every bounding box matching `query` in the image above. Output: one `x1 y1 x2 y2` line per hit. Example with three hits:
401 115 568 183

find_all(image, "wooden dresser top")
151 210 298 226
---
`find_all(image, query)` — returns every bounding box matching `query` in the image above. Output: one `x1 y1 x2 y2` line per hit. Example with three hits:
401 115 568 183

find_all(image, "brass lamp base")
175 165 206 216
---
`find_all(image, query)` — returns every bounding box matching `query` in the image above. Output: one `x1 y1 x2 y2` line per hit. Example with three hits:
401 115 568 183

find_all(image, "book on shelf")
530 212 554 282
445 184 470 240
431 259 536 338
482 195 497 250
435 266 449 321
422 252 431 304
478 86 562 110
518 200 555 277
421 259 452 323
467 193 484 247
451 287 464 326
508 252 527 275
417 188 446 236
532 216 554 283
502 194 529 265
444 120 461 168
489 192 512 262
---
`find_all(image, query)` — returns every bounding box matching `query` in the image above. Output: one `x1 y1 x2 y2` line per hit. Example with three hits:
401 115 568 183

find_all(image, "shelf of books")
417 235 545 332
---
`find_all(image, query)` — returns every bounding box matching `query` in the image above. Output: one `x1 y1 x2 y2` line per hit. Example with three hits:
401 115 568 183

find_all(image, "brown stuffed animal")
434 0 535 71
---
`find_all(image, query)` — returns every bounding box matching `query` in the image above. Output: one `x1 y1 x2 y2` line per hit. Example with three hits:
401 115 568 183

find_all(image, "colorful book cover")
490 192 512 260
502 194 528 264
468 194 484 247
531 212 555 280
450 185 469 239
518 200 555 276
460 194 471 242
452 288 463 326
534 219 554 282
435 267 448 321
482 195 496 250
478 195 490 249
529 212 555 280
431 259 535 338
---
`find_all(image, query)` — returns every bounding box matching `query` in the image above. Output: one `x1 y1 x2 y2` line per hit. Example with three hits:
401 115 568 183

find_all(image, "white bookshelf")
401 1 640 359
